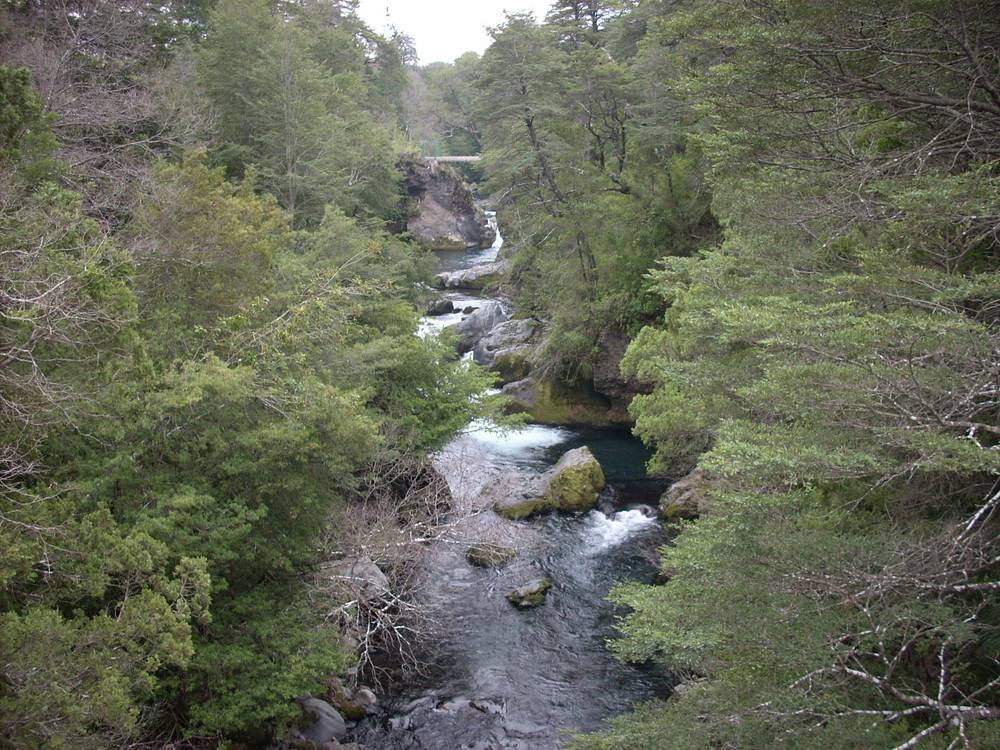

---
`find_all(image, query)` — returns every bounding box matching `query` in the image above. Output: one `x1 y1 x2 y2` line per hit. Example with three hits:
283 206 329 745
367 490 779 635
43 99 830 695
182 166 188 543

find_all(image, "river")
350 215 673 749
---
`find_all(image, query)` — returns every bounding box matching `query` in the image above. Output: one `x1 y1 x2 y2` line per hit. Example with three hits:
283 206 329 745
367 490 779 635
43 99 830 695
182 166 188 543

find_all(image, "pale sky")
356 0 556 64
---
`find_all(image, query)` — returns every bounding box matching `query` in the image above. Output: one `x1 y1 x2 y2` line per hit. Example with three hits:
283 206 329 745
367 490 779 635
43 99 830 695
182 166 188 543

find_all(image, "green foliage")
472 7 716 370
0 65 59 178
177 586 352 736
197 0 406 226
0 16 505 747
0 503 211 749
588 1 1000 748
130 157 292 357
408 53 483 156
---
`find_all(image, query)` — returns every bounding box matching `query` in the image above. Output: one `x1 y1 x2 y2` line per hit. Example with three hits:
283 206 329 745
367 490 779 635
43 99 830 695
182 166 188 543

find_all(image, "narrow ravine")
351 216 673 749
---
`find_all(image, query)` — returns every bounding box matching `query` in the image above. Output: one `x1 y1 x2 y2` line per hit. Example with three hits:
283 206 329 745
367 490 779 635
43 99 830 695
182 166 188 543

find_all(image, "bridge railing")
424 155 481 162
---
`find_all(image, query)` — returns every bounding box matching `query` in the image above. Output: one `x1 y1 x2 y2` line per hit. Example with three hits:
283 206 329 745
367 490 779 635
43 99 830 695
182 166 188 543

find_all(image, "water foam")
585 509 658 552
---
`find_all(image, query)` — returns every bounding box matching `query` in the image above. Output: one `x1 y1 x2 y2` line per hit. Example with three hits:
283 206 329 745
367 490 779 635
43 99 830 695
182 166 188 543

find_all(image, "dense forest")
2 1 999 749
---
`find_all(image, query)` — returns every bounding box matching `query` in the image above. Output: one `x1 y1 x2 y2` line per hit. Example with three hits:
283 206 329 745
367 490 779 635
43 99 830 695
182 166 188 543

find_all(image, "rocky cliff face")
403 160 495 250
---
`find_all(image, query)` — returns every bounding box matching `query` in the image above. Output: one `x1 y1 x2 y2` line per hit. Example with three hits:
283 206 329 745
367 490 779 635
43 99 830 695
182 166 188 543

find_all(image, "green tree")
0 68 212 750
585 1 1000 748
128 157 292 357
408 53 484 156
473 9 714 380
197 0 405 226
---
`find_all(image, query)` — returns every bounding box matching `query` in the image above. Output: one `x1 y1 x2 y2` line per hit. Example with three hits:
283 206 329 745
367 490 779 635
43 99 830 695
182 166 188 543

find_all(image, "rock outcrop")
593 327 650 425
453 301 510 354
473 318 539 384
435 259 510 290
404 160 495 250
501 377 613 427
658 469 710 521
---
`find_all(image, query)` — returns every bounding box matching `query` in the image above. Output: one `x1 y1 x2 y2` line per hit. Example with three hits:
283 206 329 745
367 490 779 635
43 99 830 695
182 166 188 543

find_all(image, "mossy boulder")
543 446 605 512
658 469 709 521
482 472 545 520
491 447 605 519
472 318 539 385
501 377 613 427
491 351 532 384
465 541 517 567
505 579 552 608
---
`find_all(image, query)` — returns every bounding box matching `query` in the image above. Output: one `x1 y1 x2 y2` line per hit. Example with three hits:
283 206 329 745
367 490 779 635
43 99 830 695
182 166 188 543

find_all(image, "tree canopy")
0 1 499 746
3 0 999 747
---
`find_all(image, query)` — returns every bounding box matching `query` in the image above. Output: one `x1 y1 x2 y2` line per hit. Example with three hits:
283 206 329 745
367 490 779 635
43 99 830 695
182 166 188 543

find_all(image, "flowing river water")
350 216 673 749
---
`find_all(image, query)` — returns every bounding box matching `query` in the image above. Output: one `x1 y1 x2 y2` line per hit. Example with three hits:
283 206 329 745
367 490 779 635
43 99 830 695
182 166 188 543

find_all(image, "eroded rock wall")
403 159 495 250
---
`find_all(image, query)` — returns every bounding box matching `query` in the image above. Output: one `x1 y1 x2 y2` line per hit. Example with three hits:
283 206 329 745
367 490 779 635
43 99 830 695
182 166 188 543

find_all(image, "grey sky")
356 0 556 64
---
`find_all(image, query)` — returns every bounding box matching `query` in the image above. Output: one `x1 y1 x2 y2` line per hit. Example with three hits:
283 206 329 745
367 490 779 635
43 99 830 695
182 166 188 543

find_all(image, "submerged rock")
505 579 552 608
465 541 517 568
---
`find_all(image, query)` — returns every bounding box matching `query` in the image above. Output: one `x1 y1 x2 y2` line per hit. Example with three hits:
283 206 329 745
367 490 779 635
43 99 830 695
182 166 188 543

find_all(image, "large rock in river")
435 259 510 291
452 301 509 354
473 318 539 384
492 446 606 520
544 446 607 512
501 377 613 427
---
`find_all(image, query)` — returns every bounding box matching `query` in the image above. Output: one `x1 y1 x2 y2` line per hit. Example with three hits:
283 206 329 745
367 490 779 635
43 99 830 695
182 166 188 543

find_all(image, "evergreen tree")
581 2 1000 748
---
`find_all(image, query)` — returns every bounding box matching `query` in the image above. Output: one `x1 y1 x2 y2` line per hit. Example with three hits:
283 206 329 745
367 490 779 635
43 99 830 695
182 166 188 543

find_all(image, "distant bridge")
424 155 481 163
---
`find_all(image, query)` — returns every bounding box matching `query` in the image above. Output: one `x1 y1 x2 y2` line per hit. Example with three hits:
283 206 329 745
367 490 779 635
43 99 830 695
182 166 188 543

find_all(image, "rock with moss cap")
542 446 606 512
658 469 709 521
465 541 517 567
505 579 552 608
490 446 605 520
501 377 613 427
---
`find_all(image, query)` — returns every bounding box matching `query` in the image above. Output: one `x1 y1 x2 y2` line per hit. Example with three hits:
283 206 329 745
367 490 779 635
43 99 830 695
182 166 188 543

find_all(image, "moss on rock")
493 495 550 521
502 378 613 427
544 446 606 512
465 541 517 567
492 447 606 518
505 579 553 608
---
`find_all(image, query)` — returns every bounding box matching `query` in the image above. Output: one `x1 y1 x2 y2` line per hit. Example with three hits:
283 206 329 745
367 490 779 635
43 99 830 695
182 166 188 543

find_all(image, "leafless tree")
0 1 210 227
